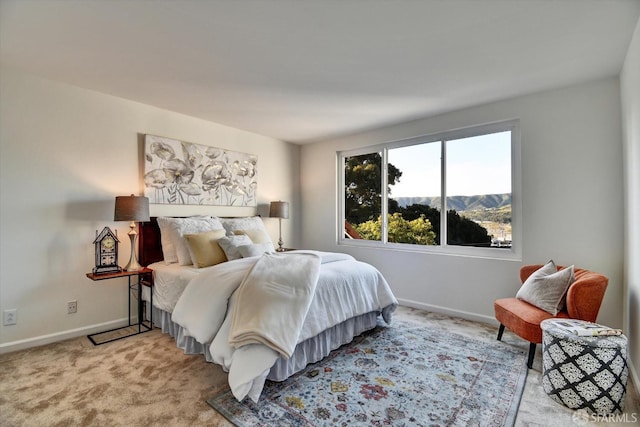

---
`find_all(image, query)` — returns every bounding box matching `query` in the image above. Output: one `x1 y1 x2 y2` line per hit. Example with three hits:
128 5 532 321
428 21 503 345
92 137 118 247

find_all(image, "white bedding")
171 250 397 402
228 252 321 358
147 261 223 312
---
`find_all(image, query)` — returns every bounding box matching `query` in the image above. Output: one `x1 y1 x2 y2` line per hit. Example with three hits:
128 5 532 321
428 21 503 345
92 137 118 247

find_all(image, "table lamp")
269 201 289 252
114 194 150 271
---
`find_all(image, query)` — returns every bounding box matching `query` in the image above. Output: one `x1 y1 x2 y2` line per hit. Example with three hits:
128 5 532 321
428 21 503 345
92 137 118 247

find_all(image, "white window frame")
337 120 522 260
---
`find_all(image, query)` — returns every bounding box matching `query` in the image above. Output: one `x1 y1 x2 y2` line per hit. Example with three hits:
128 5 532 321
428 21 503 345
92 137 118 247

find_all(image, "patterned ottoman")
541 318 628 415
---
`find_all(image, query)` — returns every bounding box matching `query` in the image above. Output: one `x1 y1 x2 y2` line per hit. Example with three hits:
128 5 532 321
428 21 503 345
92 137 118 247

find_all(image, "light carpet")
207 320 528 426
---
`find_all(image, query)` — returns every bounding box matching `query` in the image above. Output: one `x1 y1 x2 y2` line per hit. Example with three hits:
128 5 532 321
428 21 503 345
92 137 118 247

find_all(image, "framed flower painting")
144 134 257 206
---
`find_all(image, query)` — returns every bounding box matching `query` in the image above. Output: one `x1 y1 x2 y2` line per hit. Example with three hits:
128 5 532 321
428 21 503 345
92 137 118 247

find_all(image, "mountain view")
394 193 511 212
393 193 512 245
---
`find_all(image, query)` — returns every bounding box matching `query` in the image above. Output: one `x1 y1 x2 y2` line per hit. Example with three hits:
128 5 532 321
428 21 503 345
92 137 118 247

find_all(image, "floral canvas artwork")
144 134 257 206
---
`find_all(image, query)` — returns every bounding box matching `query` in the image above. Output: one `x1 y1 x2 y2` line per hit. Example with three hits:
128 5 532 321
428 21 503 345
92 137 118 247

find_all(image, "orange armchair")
494 264 608 368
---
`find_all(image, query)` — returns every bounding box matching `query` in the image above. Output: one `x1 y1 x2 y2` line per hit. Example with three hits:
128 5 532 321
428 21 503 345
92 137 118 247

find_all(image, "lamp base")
123 224 143 271
276 218 285 252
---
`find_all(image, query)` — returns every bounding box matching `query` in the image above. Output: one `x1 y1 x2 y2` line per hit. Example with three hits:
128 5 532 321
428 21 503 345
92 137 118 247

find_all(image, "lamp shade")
114 195 150 222
269 201 289 219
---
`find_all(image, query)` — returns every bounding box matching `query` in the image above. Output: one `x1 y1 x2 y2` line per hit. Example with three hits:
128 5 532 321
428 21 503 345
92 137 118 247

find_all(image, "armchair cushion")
516 260 575 315
494 297 570 343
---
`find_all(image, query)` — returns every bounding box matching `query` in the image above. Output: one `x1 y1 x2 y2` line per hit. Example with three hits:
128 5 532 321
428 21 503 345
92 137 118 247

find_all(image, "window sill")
338 239 521 261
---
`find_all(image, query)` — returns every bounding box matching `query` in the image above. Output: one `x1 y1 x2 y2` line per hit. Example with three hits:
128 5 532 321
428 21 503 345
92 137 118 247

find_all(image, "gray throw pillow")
217 235 253 260
516 260 575 315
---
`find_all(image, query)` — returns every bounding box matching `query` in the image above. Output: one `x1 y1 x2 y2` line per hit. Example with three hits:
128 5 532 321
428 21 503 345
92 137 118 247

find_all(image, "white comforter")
228 252 321 358
171 250 397 402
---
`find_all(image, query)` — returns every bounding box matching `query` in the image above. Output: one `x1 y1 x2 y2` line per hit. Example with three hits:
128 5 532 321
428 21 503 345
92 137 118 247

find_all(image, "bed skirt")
151 306 380 381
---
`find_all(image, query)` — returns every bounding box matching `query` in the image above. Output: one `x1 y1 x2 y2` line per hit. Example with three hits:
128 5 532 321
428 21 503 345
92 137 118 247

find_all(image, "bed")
139 216 397 402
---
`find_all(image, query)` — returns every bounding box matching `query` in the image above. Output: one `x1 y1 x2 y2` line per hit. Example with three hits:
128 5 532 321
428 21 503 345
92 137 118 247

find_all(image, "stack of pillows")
515 260 575 315
157 216 276 268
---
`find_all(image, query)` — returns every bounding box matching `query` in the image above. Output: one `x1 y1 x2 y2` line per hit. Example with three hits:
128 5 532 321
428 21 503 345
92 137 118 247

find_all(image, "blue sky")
388 131 511 198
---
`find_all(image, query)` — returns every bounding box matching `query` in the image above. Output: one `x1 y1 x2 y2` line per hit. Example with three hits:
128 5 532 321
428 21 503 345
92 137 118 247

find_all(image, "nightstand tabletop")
86 267 153 281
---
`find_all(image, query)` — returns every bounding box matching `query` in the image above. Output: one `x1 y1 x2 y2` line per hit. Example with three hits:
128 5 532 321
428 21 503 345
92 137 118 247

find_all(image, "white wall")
621 17 640 395
0 67 300 350
301 77 624 329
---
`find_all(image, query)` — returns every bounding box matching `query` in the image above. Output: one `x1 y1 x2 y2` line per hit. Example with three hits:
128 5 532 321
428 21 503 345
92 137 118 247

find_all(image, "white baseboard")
397 298 498 326
0 318 130 354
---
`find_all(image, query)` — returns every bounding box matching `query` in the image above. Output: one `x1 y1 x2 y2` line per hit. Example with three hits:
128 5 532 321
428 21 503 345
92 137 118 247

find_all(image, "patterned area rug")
207 320 528 426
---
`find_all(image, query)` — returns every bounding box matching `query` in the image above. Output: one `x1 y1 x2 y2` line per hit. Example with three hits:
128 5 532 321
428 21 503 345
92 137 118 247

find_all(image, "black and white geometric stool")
541 319 628 415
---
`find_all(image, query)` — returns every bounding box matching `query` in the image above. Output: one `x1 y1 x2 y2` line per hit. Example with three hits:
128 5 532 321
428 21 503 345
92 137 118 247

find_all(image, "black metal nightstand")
85 268 154 345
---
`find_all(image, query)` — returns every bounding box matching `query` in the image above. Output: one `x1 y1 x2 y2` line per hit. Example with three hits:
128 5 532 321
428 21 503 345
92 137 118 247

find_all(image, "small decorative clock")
93 227 122 274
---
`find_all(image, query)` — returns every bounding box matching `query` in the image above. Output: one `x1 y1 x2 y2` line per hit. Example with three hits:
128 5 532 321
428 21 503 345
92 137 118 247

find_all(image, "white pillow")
161 216 224 265
157 217 178 263
238 243 275 258
221 216 269 234
516 260 575 315
217 235 253 260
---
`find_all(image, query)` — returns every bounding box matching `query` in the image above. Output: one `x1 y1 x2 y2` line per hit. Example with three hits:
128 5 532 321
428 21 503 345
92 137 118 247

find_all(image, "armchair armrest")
565 270 608 322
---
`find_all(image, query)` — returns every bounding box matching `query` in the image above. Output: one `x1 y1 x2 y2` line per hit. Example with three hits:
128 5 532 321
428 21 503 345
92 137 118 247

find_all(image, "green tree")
390 203 491 246
446 209 492 246
391 203 441 241
345 153 402 225
355 213 437 245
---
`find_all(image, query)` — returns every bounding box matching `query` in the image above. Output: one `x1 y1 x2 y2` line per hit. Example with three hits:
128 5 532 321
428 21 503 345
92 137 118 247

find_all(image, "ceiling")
1 1 639 144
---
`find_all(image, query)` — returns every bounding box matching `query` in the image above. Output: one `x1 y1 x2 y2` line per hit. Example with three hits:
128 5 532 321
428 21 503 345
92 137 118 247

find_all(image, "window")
344 152 383 241
339 120 520 258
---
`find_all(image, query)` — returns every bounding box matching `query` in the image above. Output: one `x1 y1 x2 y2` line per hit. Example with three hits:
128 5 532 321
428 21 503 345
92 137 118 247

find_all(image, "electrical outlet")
3 309 17 326
67 300 77 314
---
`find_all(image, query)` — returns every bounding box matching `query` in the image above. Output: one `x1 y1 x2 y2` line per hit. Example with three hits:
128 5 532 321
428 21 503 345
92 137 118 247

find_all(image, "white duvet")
228 252 321 358
171 250 397 402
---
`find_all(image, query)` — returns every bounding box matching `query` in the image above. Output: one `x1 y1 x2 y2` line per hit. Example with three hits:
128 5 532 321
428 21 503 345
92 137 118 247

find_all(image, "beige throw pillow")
233 229 272 245
238 243 275 258
183 229 227 268
516 260 575 315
